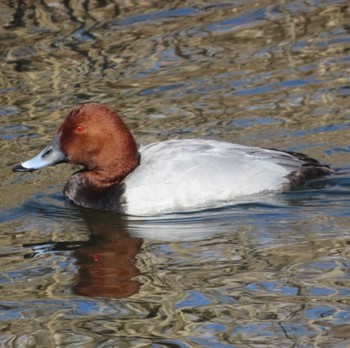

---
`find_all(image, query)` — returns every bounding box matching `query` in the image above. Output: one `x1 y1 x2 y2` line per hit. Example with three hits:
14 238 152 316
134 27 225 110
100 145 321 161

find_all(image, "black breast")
63 173 127 212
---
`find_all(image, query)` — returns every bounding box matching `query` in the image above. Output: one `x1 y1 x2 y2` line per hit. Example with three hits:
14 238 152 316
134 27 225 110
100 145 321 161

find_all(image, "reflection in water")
74 210 142 299
24 209 143 299
1 0 350 346
3 174 350 347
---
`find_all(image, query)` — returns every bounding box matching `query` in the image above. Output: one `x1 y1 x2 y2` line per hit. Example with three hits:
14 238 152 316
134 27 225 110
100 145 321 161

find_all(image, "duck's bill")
12 134 68 172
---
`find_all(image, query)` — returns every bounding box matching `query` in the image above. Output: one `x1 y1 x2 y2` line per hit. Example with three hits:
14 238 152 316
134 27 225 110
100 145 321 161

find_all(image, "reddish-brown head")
58 103 139 185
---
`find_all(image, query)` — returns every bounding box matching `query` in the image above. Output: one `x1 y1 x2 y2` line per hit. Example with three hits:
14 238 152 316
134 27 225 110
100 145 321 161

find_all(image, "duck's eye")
75 125 86 134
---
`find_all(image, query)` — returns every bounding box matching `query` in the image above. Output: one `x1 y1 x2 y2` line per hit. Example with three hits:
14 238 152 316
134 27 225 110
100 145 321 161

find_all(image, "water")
1 0 350 347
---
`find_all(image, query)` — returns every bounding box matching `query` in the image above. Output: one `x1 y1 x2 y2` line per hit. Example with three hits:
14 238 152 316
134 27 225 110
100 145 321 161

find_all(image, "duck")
13 103 334 216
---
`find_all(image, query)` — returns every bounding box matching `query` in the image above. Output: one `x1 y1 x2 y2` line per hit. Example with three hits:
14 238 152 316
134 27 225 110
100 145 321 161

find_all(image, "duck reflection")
73 210 142 298
24 209 143 299
22 197 254 299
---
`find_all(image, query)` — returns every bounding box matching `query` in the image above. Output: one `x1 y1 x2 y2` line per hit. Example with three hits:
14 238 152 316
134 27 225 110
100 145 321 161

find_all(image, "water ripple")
1 0 350 346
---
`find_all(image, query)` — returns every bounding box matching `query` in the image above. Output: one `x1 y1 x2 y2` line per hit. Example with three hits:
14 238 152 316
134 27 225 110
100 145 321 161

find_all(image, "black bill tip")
12 164 35 172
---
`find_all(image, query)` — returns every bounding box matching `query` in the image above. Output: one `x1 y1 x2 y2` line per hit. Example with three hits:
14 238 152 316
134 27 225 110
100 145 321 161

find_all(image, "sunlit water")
1 1 350 347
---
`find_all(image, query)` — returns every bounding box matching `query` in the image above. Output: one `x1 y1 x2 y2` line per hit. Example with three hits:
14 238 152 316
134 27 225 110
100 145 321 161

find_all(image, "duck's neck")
81 130 140 190
84 164 135 189
63 155 139 212
63 170 129 212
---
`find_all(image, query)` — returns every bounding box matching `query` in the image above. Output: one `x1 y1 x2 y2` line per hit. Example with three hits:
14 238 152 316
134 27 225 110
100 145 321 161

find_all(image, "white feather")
121 139 301 215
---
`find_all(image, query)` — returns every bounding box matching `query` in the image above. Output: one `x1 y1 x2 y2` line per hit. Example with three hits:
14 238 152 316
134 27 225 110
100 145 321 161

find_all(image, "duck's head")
13 103 139 183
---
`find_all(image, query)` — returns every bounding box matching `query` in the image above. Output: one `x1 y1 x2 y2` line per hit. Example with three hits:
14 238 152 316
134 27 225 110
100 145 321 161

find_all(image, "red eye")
75 125 86 133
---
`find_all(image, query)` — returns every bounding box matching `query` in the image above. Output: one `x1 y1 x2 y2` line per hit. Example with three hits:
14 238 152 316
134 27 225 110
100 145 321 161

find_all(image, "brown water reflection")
74 211 142 299
23 209 143 299
1 0 350 347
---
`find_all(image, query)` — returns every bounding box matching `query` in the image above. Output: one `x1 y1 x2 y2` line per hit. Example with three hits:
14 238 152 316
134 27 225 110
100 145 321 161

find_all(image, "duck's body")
114 139 330 215
13 103 334 216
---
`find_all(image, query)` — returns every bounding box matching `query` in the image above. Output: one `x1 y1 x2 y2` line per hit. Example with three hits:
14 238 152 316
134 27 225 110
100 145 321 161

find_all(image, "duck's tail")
282 150 335 186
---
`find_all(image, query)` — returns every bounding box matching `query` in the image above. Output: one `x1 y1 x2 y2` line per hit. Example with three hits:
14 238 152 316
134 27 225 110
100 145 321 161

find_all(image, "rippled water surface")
1 0 350 347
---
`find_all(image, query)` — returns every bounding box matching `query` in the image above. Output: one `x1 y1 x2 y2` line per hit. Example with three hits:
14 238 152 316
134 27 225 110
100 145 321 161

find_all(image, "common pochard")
13 103 334 216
